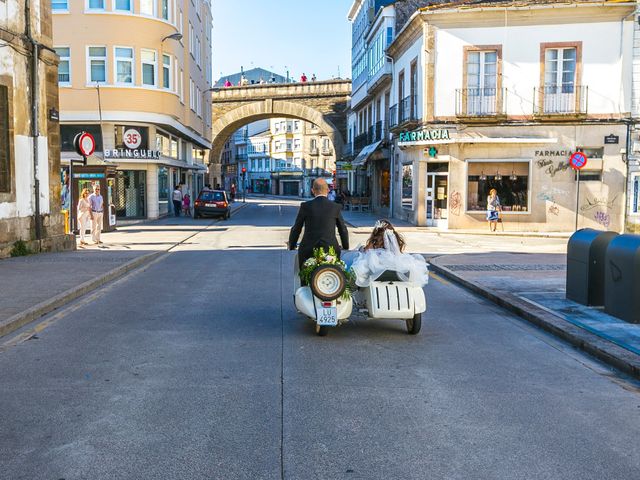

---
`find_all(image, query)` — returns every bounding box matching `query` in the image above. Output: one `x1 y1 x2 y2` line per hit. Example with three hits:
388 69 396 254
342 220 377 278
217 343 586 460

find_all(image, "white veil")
349 223 429 287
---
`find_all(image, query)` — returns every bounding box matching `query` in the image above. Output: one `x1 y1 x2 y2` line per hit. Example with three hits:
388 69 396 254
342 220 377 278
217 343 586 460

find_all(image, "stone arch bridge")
209 80 351 165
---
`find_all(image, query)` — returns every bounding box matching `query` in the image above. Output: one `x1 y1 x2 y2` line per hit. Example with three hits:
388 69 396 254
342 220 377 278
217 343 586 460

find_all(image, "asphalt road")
1 199 639 480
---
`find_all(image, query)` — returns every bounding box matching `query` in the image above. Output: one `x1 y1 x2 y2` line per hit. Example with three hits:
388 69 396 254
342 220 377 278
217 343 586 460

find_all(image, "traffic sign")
74 132 96 157
569 151 587 170
123 128 142 149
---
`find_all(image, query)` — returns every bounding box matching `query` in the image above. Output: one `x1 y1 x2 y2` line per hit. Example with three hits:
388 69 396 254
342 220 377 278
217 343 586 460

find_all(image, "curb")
0 212 243 340
428 259 640 380
0 251 164 338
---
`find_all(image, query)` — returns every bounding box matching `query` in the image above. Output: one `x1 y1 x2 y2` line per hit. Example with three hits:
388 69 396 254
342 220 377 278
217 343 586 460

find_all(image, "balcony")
321 147 333 156
235 154 248 161
389 95 419 131
534 85 588 116
367 59 392 94
455 88 506 119
309 147 319 156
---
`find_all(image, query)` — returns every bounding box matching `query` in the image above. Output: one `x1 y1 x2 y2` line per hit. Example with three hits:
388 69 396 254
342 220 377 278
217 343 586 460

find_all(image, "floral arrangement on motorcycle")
299 247 355 300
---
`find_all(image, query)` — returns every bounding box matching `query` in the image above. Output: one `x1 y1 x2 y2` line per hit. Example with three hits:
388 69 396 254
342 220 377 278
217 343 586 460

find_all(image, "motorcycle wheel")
406 313 422 335
315 324 329 337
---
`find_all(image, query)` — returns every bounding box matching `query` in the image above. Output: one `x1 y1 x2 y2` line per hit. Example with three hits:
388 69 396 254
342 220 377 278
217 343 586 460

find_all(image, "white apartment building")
387 0 635 232
346 0 397 213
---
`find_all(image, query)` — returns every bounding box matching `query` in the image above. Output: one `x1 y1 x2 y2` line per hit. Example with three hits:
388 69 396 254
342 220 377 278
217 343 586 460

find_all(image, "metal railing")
399 95 418 124
321 147 333 155
535 85 587 115
309 147 319 156
388 104 398 128
455 88 505 117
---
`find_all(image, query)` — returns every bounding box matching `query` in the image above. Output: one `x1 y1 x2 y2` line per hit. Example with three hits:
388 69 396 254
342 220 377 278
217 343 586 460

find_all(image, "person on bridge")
300 73 308 83
288 178 349 269
223 79 232 87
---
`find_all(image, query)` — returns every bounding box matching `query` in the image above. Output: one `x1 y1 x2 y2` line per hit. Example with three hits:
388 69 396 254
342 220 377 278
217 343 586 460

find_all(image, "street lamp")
161 32 183 43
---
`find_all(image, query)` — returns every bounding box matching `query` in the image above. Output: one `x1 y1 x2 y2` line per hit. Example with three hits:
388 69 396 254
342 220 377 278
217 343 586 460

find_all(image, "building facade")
386 0 635 232
629 1 640 233
53 0 213 221
0 0 74 257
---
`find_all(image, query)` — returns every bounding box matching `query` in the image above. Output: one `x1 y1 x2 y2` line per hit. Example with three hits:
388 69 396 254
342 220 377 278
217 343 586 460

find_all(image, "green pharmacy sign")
398 129 451 143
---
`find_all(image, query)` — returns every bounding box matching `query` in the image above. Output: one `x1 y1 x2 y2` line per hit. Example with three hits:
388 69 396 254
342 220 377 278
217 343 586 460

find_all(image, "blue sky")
211 0 352 83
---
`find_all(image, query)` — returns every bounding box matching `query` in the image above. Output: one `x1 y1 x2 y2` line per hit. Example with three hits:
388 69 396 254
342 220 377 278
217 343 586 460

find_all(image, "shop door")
115 170 146 218
426 173 449 228
282 181 299 196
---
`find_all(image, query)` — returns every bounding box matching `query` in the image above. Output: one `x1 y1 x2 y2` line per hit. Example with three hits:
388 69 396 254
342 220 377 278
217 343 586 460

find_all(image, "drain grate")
444 264 566 272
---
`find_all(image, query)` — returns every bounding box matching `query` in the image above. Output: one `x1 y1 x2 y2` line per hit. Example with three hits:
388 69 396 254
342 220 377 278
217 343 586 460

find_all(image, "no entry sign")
569 151 588 170
74 131 96 157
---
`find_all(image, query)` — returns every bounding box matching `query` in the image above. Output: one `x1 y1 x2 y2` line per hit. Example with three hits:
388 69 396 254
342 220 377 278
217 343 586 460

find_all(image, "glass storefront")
467 160 529 212
114 170 146 218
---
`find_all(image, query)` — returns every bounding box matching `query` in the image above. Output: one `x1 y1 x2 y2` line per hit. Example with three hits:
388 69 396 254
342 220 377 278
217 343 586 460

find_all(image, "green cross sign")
428 147 438 158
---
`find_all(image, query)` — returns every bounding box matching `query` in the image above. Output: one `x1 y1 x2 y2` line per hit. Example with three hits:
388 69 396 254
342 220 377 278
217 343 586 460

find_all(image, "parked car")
194 190 231 219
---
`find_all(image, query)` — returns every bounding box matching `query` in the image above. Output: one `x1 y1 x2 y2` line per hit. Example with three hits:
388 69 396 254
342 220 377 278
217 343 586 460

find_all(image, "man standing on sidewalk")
172 185 183 217
88 183 104 245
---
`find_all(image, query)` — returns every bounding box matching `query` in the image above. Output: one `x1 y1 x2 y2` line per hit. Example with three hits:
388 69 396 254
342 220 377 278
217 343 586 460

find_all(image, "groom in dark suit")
289 178 350 268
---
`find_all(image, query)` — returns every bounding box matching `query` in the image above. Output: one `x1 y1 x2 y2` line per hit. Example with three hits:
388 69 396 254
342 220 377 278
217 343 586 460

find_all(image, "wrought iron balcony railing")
534 85 588 115
455 88 505 117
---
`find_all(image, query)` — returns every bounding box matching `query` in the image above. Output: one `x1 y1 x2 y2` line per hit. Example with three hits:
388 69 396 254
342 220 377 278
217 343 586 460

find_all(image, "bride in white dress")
343 220 429 287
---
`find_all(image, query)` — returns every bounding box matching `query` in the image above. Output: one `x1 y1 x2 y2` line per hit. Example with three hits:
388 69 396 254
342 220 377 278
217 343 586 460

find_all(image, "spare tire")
309 264 347 301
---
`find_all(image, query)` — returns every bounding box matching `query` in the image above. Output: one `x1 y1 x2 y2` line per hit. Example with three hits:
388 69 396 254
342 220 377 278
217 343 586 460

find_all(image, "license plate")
205 203 215 207
317 307 338 326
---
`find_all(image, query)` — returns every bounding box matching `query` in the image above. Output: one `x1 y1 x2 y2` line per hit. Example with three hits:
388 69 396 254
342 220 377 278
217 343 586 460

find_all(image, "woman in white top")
77 188 92 245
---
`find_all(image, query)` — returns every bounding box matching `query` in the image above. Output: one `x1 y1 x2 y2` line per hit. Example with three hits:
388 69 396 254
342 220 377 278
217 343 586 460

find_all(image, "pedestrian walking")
172 185 183 217
224 79 232 87
77 188 91 245
327 188 337 202
182 193 191 217
230 183 237 202
300 73 308 83
487 188 502 232
88 183 104 244
311 73 317 82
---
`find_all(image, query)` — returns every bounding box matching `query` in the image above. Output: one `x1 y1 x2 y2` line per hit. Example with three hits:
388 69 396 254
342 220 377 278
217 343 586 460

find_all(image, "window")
87 46 107 83
189 78 195 110
162 0 170 21
542 44 580 113
178 10 183 33
156 131 171 157
179 69 184 103
114 47 133 84
114 0 131 12
189 23 194 57
633 174 640 214
465 49 498 115
401 164 413 209
545 47 576 92
293 139 301 151
55 47 71 85
140 0 155 16
87 0 104 10
158 167 169 202
467 160 530 212
141 49 157 86
0 85 10 193
162 54 171 89
575 147 604 181
196 37 201 66
52 0 68 11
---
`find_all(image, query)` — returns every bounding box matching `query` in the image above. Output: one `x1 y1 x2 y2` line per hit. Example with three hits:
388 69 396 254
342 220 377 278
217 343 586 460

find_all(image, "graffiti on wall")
548 204 560 216
449 191 462 216
594 211 611 228
580 194 618 212
536 159 571 178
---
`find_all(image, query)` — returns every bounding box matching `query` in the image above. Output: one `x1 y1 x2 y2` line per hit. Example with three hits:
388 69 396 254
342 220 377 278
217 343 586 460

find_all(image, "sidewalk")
429 252 640 379
0 202 248 338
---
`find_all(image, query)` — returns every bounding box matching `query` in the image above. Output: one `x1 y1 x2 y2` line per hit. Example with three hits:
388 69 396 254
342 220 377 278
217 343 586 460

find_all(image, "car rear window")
199 191 225 202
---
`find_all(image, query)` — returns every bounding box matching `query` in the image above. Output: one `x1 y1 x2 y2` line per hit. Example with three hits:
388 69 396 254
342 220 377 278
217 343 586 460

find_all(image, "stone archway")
210 100 345 164
209 80 351 167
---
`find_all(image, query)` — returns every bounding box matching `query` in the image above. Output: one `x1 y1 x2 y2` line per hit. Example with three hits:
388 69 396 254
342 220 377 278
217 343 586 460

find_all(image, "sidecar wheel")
406 313 421 335
315 324 329 337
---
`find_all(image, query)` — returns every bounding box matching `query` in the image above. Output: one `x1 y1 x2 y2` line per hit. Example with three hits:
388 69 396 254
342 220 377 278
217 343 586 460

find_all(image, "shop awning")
352 141 382 167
